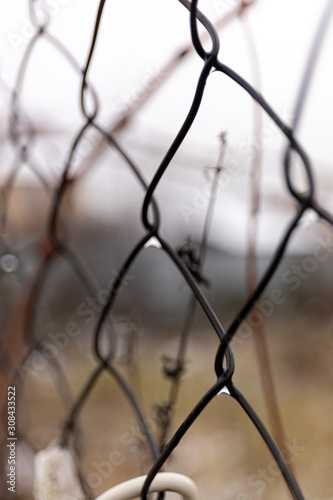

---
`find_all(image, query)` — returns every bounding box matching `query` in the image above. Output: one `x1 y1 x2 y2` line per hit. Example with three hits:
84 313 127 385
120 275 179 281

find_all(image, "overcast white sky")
0 0 332 254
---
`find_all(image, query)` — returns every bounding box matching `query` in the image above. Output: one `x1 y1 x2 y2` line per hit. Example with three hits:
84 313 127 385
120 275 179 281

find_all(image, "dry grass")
13 314 333 500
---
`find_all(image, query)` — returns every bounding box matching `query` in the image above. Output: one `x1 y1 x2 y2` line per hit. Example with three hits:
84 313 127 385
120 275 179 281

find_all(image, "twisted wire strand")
1 0 162 495
141 0 332 498
70 1 255 182
2 4 164 492
0 1 332 499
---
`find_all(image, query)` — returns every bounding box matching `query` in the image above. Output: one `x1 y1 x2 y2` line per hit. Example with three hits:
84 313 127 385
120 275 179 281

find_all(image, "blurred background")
0 0 333 499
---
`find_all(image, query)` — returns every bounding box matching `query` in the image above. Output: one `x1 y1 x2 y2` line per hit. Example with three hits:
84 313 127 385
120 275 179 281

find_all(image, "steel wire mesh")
1 1 333 499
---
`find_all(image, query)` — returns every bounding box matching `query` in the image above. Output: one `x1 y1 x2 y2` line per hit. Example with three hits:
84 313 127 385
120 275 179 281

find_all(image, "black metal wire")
1 1 333 499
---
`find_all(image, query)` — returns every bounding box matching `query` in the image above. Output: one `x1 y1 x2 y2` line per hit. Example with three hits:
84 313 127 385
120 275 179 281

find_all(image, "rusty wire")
0 1 333 499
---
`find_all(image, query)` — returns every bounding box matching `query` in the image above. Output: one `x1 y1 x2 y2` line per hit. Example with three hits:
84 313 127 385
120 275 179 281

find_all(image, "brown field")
9 313 333 500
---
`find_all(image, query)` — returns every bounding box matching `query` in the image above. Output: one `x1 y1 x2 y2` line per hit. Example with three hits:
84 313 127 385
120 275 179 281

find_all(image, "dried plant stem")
158 139 226 450
73 1 256 182
241 8 290 456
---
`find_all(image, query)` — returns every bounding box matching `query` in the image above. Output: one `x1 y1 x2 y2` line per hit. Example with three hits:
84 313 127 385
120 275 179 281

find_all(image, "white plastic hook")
95 472 200 500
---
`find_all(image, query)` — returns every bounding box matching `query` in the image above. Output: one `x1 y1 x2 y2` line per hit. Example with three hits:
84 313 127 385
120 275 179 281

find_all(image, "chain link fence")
1 1 333 499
